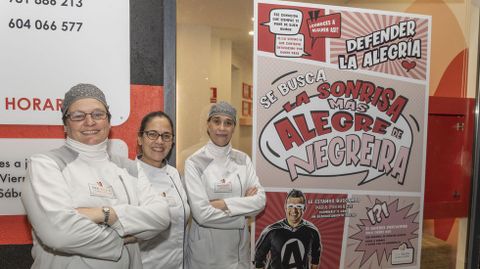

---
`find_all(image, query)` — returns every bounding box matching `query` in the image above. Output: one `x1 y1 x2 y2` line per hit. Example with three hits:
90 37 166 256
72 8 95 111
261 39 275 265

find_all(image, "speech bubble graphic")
261 8 303 35
307 13 342 40
350 199 419 267
258 89 413 186
274 34 309 57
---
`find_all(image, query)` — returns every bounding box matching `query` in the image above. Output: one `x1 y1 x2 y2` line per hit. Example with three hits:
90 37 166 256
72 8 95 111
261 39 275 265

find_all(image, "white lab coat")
184 141 266 269
137 159 190 269
21 138 170 269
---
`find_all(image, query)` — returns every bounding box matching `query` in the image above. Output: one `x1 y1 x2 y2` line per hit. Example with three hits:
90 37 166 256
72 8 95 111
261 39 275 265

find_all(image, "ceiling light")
248 31 254 36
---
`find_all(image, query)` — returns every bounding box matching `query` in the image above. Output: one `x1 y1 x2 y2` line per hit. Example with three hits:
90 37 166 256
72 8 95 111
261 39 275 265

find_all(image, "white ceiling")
177 0 255 60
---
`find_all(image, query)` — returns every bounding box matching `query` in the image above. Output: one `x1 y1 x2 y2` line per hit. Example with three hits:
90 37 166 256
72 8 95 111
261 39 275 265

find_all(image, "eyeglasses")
210 117 235 127
66 110 109 121
142 130 174 142
286 204 305 210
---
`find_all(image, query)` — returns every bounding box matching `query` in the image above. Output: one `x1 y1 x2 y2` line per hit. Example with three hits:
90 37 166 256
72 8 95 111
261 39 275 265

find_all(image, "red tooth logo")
401 60 416 72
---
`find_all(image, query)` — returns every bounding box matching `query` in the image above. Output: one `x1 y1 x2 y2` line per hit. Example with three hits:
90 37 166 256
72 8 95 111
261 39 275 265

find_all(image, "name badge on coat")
214 178 232 193
89 181 115 199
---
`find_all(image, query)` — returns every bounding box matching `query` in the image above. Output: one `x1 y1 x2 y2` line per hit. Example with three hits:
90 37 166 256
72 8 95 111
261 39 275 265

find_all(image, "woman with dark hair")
136 111 190 269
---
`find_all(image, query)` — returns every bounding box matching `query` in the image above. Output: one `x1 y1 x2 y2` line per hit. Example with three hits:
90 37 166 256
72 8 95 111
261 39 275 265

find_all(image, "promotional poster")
253 0 431 268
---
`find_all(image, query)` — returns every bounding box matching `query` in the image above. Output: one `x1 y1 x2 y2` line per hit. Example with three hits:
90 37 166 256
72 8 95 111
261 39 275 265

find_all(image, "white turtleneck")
65 137 109 160
205 140 231 161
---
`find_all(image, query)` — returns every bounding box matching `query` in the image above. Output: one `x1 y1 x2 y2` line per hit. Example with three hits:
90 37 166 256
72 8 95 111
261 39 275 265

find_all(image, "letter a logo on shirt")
281 238 305 268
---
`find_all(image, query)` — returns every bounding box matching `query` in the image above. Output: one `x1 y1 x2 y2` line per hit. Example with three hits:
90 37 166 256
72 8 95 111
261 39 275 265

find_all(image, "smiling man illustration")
254 189 321 269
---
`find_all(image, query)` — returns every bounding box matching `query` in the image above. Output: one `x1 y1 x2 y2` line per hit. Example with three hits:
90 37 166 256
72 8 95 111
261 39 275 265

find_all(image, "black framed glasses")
142 130 174 142
66 110 109 121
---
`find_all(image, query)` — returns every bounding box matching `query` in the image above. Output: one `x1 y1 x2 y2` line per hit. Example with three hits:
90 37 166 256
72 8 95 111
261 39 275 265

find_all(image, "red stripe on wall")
0 216 31 245
111 85 164 159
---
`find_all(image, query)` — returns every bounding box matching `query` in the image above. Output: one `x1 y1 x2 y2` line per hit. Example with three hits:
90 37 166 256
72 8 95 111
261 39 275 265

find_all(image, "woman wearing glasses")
184 101 266 269
21 84 170 269
136 111 190 269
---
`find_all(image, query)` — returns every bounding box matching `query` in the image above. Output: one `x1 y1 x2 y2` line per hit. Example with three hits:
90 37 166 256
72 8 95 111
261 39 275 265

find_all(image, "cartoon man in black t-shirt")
254 189 321 269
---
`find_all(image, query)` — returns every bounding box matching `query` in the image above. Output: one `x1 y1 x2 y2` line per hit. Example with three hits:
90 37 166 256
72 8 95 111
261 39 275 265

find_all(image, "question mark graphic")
373 204 383 223
367 207 377 225
366 201 390 225
381 202 390 218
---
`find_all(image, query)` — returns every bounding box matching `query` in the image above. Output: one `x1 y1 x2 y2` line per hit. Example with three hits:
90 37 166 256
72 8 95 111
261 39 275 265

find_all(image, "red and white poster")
253 0 431 268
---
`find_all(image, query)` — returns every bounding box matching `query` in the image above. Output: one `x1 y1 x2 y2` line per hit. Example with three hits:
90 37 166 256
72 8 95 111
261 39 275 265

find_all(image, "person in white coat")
184 101 266 269
136 111 190 269
21 84 171 269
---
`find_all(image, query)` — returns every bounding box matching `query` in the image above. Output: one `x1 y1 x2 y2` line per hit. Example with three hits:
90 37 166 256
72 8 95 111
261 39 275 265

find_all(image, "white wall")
176 23 253 173
232 50 253 157
176 24 212 173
